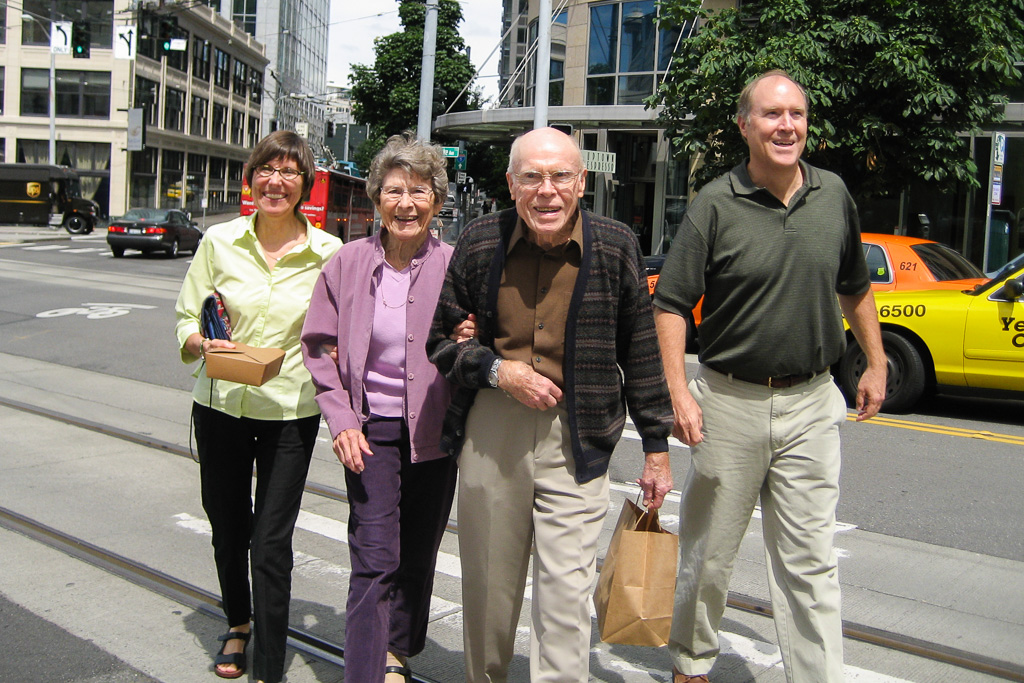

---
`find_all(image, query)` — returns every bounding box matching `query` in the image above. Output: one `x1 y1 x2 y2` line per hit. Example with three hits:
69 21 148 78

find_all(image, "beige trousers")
459 389 609 683
669 366 848 683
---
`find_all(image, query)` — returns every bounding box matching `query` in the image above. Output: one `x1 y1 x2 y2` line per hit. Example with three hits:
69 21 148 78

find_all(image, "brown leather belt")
732 371 819 388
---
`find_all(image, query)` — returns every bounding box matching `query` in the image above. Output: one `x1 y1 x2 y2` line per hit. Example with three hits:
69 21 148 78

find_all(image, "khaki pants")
459 389 609 683
669 366 847 683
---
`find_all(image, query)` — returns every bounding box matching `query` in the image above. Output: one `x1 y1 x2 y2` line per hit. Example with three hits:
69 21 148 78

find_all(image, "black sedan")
107 208 202 258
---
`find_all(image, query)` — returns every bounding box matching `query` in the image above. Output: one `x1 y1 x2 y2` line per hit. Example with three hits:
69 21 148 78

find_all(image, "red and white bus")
242 166 375 241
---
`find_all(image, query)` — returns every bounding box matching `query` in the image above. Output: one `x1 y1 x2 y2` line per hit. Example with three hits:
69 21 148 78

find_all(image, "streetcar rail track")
1 395 1022 681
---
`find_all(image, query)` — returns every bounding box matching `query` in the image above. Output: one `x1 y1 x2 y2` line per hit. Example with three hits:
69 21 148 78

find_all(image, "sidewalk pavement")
1 350 1022 680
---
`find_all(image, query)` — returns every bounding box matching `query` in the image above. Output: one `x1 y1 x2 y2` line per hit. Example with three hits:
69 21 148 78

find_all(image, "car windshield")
911 243 985 281
122 208 168 221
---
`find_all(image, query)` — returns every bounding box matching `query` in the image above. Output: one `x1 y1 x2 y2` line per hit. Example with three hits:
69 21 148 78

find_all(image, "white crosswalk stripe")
172 509 908 682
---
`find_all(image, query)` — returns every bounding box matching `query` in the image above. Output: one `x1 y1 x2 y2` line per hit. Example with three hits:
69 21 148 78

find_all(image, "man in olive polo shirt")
653 71 886 682
428 127 673 682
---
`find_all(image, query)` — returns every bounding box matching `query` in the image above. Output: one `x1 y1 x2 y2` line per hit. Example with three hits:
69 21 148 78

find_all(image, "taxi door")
963 272 1024 390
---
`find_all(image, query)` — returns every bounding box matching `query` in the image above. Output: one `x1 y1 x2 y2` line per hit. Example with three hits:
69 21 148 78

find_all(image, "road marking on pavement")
22 244 68 251
61 247 107 254
852 413 1024 445
172 510 903 681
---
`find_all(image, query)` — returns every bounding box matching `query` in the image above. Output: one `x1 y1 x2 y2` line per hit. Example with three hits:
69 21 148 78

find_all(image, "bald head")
508 127 584 175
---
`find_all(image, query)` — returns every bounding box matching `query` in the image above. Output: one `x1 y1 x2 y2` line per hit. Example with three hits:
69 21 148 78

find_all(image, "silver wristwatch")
488 357 503 388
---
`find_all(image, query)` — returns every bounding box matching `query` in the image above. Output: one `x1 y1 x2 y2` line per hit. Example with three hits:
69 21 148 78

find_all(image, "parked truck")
0 163 101 234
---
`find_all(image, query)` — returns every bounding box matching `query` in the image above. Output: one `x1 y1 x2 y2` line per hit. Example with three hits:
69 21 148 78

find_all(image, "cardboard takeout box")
205 342 285 386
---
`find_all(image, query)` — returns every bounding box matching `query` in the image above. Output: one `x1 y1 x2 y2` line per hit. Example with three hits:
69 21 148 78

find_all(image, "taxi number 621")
878 304 926 318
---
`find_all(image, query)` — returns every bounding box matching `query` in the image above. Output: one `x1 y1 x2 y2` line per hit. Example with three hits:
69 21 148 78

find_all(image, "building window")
587 1 682 106
130 148 157 207
193 39 211 81
525 10 568 107
231 110 244 145
247 115 260 147
249 69 262 104
229 159 243 181
0 68 5 116
232 0 257 37
165 87 185 131
232 60 248 97
210 157 226 180
161 150 184 209
21 68 111 118
212 103 227 140
191 95 208 136
21 0 114 48
214 48 230 89
135 76 159 126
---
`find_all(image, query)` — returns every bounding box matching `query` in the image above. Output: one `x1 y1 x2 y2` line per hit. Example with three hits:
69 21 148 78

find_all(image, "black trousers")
192 402 320 683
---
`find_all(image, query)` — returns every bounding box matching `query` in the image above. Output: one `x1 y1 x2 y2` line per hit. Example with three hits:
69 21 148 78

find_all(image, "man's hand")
855 363 886 421
333 428 373 473
637 452 672 510
838 290 887 422
497 359 563 410
671 389 704 446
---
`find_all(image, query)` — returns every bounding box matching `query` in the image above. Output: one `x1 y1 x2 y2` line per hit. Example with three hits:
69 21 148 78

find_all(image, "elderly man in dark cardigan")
427 127 674 683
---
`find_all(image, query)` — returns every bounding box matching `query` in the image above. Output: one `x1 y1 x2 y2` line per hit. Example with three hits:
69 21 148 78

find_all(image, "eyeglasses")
254 164 304 181
512 170 582 189
381 186 434 203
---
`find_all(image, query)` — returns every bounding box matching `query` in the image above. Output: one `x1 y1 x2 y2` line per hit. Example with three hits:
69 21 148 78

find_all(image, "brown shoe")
673 668 710 683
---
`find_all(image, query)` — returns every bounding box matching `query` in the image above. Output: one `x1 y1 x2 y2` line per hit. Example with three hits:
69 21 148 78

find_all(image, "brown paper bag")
594 497 679 646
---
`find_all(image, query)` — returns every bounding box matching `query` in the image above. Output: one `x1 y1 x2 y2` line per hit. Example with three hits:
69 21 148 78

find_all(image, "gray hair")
507 127 584 174
366 132 448 208
736 70 808 120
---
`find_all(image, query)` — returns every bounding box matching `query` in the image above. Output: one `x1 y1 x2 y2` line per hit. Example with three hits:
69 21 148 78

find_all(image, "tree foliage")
349 0 482 171
649 0 1024 198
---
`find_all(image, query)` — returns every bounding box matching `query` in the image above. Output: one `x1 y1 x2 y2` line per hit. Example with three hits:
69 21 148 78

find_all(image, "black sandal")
214 630 251 679
385 664 412 681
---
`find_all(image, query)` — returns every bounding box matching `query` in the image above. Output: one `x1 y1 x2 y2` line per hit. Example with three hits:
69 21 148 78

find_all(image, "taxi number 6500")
879 304 926 318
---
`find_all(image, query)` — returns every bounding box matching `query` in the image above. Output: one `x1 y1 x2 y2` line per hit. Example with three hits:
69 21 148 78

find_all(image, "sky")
329 1 505 105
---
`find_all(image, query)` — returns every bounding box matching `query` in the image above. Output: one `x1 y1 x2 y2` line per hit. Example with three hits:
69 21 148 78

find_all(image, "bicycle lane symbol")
36 303 158 319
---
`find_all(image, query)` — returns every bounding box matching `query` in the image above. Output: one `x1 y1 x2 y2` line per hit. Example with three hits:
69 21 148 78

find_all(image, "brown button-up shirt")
494 213 583 389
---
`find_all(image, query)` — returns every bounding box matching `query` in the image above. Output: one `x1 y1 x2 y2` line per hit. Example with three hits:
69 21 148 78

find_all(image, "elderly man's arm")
838 289 886 421
654 307 703 445
638 451 672 509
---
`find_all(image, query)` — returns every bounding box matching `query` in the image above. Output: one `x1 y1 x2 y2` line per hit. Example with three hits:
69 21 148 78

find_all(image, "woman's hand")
333 428 373 473
452 314 477 343
187 333 235 359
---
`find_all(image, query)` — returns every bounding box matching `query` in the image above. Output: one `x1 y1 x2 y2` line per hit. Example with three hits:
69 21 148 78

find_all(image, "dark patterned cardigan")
427 207 672 484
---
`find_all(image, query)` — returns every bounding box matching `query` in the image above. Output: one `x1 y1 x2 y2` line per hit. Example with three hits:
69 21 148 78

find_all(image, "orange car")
645 233 984 338
860 233 987 291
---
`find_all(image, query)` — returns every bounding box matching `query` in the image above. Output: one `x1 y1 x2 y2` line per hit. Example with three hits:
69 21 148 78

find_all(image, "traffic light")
72 22 90 58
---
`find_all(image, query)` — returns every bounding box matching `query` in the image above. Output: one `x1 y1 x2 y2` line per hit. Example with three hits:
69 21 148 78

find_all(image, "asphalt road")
1 230 1022 564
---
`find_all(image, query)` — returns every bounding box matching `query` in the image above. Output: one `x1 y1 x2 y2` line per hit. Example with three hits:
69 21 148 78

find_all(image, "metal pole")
417 0 438 139
49 48 56 165
534 0 552 129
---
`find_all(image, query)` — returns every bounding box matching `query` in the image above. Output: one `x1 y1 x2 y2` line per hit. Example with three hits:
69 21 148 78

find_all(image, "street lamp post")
22 14 57 165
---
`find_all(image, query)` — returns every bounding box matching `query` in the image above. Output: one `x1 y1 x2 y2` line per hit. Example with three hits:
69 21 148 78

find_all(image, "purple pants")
342 416 457 680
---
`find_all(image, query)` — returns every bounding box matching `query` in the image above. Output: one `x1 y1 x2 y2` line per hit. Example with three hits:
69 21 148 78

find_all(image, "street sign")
442 147 459 158
457 171 467 184
295 122 309 138
582 150 616 174
51 21 72 54
455 154 467 171
115 26 137 60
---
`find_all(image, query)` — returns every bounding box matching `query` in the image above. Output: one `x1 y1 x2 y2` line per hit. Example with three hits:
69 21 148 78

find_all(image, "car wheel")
64 214 91 235
167 239 180 258
111 246 125 258
839 330 927 413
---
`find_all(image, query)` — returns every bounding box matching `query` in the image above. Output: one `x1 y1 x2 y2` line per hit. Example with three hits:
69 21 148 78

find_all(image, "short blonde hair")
736 70 808 120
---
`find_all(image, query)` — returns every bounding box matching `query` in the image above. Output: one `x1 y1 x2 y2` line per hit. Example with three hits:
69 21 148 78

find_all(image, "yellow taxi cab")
837 253 1024 412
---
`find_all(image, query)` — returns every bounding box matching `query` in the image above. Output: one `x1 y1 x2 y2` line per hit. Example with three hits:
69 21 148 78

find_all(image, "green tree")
649 0 1024 198
350 0 481 172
